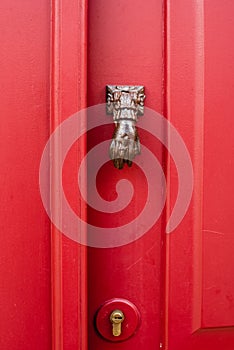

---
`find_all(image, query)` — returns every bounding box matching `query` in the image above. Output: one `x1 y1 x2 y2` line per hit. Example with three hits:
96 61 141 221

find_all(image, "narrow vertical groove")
50 0 63 349
77 1 88 349
192 0 205 332
163 1 170 348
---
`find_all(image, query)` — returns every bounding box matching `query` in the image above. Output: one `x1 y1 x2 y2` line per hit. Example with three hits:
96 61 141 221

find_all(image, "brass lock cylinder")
110 310 125 336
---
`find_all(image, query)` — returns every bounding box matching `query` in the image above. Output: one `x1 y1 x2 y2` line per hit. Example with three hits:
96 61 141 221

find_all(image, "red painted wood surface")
0 1 51 349
164 0 234 349
1 0 234 349
87 1 165 349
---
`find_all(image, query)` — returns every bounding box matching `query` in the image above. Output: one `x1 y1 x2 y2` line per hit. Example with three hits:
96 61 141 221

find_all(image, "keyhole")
110 310 125 337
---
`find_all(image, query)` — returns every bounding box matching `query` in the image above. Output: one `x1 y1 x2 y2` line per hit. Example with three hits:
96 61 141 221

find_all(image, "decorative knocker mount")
106 85 145 169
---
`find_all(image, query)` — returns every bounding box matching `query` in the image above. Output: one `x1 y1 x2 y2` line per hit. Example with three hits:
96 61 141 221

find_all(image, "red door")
1 1 234 350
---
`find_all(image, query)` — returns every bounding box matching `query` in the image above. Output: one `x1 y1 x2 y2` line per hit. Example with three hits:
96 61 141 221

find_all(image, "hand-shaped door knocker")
106 85 145 169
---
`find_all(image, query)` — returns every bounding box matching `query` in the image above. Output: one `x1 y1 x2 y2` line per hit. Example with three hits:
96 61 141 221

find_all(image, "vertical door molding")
50 0 88 349
165 0 205 338
164 0 205 347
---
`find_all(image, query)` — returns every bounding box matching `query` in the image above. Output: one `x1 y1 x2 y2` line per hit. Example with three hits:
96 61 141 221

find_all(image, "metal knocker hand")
106 85 145 169
109 120 140 169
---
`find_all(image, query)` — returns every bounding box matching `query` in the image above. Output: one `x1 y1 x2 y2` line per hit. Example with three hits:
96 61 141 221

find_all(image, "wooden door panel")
87 0 165 349
166 1 234 349
202 0 234 328
0 1 51 349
